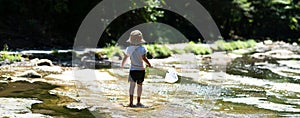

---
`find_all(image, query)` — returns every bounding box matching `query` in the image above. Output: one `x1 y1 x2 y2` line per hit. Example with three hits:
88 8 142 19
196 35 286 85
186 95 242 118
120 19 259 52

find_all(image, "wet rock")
277 60 300 69
16 70 42 78
23 58 53 66
263 40 273 45
251 49 300 59
223 97 300 112
226 56 298 83
266 49 300 59
6 77 12 81
254 41 300 54
0 98 51 118
66 103 89 110
255 42 271 53
36 59 53 66
45 69 117 81
33 66 62 74
0 59 11 66
293 42 298 46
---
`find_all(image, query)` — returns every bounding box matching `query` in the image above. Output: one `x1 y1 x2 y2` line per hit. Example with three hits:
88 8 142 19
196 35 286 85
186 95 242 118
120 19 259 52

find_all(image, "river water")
68 54 300 117
1 42 300 117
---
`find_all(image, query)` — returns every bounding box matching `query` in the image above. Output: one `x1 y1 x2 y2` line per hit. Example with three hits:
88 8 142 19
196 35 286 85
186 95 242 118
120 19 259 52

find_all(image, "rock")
265 49 295 59
251 53 267 59
0 59 11 66
210 52 231 65
264 40 273 45
29 58 53 66
6 77 12 81
33 66 62 74
36 59 53 66
66 102 89 110
277 60 300 69
293 42 298 46
255 42 271 53
251 49 300 59
45 69 117 81
0 98 51 118
16 70 42 78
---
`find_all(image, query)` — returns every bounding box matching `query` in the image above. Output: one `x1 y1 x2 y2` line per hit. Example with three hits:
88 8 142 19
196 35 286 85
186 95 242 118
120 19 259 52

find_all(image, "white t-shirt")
125 46 147 70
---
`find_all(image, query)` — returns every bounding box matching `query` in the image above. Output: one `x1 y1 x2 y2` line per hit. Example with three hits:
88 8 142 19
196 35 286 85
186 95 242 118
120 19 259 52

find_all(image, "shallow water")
75 55 300 117
61 66 297 117
2 47 300 117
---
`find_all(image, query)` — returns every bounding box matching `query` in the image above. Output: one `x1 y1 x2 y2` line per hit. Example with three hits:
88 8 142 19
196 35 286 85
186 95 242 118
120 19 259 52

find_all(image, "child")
121 30 152 107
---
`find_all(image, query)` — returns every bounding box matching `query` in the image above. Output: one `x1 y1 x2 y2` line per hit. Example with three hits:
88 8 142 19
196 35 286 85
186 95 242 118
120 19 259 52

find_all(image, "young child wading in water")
121 30 152 107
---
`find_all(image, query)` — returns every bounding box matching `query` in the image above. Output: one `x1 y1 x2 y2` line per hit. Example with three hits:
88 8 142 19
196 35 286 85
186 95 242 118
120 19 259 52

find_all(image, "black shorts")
129 70 145 84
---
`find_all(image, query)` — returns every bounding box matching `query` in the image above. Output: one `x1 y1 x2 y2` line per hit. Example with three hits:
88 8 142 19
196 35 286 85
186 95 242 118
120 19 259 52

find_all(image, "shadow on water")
0 81 97 118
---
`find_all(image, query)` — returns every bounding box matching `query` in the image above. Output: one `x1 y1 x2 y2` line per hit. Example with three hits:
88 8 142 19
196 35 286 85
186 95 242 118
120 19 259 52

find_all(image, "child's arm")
121 54 128 68
142 55 152 68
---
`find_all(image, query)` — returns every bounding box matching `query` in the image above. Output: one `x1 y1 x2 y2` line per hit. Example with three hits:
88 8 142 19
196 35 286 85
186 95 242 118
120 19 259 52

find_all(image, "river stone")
252 49 300 59
30 58 53 66
36 59 53 66
263 40 273 45
293 42 298 46
33 66 62 74
265 49 295 59
255 42 271 53
16 70 42 78
277 60 300 69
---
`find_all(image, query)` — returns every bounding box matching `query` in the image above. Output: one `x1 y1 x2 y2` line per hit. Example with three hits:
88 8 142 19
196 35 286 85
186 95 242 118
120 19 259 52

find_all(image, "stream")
1 41 300 117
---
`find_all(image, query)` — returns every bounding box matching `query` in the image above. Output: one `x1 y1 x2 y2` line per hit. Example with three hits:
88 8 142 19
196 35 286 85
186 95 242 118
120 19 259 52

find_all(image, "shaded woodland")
0 0 299 49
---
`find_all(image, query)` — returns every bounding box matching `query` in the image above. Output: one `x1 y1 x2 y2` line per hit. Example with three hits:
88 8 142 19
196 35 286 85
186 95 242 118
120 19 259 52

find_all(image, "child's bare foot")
128 103 134 107
136 103 144 107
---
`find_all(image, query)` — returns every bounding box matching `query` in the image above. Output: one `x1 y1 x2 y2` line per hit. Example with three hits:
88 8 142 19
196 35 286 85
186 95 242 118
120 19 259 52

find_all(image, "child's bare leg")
137 83 143 105
129 82 136 106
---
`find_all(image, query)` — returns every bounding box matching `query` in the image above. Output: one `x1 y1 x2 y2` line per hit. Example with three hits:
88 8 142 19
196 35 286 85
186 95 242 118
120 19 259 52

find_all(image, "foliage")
0 52 22 62
131 0 165 22
100 46 123 58
184 42 212 55
0 44 22 62
99 39 256 59
213 39 257 51
144 44 172 59
0 0 299 49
